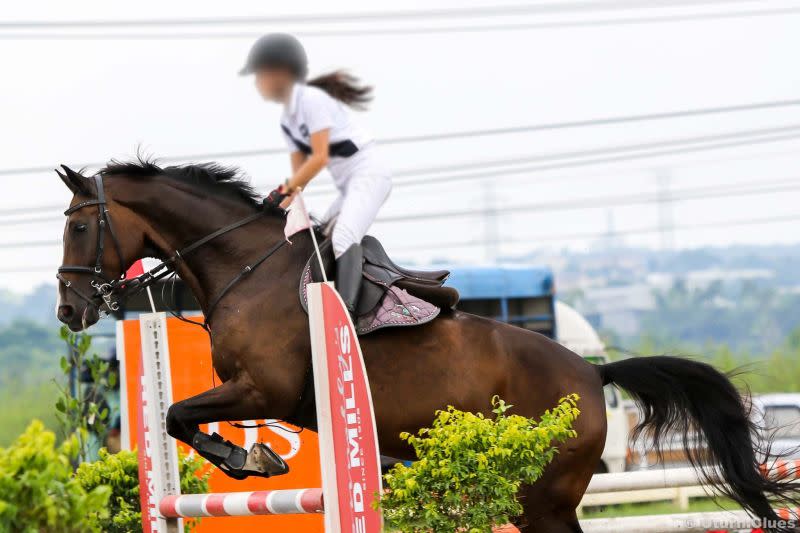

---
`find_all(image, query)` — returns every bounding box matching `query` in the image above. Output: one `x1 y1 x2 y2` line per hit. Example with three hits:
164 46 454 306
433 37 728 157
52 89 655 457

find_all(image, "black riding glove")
262 185 289 210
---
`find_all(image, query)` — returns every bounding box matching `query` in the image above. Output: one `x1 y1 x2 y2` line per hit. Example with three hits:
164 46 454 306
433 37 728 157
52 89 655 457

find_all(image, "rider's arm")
286 129 329 192
289 151 306 174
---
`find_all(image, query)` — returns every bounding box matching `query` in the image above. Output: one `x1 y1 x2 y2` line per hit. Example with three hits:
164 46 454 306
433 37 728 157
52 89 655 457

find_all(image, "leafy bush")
56 327 117 463
0 420 110 533
379 395 581 533
76 448 210 533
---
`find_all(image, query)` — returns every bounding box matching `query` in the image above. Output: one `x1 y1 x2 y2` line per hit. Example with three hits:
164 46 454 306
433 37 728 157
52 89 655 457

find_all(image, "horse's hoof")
243 442 290 477
217 442 290 480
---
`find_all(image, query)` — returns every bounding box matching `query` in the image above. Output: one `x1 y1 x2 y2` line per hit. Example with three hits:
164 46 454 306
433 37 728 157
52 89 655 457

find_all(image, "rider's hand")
262 183 290 210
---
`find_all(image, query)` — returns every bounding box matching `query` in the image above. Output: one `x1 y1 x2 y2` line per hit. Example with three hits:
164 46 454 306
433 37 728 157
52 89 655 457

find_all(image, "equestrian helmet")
239 33 308 78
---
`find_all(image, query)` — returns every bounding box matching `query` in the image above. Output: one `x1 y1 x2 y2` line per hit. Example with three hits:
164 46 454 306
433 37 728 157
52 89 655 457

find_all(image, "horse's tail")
598 355 800 531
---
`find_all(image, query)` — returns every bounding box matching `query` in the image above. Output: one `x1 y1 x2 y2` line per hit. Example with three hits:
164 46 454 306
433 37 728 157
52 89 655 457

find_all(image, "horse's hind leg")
514 420 602 533
520 512 583 533
516 488 584 533
165 378 288 480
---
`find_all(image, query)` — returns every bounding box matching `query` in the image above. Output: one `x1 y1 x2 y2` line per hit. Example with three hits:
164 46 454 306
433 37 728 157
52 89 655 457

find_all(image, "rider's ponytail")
307 71 372 110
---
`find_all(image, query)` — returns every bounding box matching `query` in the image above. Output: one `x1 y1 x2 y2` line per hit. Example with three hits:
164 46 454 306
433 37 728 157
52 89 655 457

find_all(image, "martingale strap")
203 239 287 325
118 213 288 328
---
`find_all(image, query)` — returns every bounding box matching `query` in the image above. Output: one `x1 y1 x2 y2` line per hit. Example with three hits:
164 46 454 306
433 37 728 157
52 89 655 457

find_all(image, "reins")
58 172 303 432
120 210 287 330
58 173 288 329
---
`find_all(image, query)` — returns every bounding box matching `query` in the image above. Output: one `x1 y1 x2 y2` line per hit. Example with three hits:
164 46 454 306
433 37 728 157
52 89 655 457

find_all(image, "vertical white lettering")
339 325 350 354
354 516 366 533
348 427 361 467
352 482 364 512
345 382 356 411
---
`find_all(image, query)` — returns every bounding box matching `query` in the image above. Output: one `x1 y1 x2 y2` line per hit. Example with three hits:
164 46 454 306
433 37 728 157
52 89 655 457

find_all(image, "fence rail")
582 508 800 533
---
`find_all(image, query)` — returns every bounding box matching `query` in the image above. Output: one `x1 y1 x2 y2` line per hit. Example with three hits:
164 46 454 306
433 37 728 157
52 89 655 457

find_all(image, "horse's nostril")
57 304 75 321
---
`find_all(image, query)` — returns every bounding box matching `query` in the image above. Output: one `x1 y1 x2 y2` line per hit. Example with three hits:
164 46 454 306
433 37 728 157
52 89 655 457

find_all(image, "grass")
0 381 60 446
583 497 739 519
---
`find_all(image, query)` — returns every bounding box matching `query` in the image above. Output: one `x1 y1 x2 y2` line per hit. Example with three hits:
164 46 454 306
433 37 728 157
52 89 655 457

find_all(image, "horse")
55 159 800 532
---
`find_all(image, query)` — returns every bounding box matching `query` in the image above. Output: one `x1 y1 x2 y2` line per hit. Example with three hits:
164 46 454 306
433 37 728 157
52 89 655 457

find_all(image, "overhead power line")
380 99 800 146
0 239 59 249
0 0 770 29
4 7 799 40
4 210 800 270
4 126 800 221
392 212 800 251
299 125 800 194
393 125 800 178
376 176 800 223
0 146 285 178
4 97 800 179
378 131 800 189
3 175 800 243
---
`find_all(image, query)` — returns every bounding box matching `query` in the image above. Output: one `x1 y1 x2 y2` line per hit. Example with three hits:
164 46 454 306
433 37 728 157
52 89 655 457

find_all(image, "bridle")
57 173 288 327
58 172 302 432
57 174 126 313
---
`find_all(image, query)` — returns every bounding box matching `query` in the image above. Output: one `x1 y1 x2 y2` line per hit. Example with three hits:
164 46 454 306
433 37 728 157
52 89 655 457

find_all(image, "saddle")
298 235 460 335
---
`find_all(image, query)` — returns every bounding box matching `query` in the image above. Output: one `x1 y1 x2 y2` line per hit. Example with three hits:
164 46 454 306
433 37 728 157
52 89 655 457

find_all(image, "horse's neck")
121 179 305 315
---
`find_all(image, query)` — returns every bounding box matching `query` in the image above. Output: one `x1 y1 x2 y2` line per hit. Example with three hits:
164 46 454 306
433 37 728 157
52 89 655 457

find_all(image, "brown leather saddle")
298 235 460 334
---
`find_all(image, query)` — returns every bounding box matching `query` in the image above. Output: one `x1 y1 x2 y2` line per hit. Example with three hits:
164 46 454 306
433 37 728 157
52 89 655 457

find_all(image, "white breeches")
324 168 392 258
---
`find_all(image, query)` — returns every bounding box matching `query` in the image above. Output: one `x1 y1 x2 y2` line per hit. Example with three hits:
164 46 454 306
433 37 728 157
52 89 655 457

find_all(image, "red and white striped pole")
159 488 324 518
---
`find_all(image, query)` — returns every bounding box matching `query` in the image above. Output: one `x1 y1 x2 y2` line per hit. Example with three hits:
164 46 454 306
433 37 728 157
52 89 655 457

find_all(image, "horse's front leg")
165 378 289 480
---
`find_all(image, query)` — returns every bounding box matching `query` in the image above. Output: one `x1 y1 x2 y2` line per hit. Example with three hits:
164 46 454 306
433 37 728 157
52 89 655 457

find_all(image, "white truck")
555 301 629 473
751 393 800 459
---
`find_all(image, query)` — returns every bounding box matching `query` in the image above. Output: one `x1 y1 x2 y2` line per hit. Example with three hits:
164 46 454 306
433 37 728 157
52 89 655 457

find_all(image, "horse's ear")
56 165 93 196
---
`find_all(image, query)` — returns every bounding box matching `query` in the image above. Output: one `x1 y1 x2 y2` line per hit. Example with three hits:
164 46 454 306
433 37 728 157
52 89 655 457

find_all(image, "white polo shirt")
281 83 374 189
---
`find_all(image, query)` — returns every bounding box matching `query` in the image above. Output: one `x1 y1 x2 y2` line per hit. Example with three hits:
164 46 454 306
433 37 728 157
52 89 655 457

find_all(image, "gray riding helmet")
238 33 308 78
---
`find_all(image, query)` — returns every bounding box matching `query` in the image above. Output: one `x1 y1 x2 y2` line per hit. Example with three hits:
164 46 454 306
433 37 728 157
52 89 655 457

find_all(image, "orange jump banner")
118 315 323 533
120 280 382 533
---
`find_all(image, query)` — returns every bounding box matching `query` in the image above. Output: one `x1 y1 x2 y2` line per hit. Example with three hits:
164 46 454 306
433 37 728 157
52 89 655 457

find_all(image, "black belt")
281 125 359 158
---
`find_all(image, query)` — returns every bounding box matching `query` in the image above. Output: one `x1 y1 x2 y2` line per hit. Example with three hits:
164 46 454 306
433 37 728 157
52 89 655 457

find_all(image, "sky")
1 0 800 293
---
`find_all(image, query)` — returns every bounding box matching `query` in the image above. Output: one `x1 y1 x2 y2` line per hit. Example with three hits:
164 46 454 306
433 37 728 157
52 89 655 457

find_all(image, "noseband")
57 173 288 326
58 174 126 312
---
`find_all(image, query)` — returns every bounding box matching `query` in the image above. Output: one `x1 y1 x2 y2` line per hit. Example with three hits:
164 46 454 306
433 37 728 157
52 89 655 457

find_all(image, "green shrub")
76 448 210 533
56 327 117 463
379 395 580 533
0 420 110 533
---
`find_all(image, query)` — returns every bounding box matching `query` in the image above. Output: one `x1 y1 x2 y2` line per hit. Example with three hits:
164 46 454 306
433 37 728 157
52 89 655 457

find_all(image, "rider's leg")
165 378 288 479
331 171 392 313
335 243 364 314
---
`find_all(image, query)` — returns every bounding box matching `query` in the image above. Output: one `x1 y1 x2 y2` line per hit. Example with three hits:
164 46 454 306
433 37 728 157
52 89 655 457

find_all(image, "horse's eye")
74 223 88 233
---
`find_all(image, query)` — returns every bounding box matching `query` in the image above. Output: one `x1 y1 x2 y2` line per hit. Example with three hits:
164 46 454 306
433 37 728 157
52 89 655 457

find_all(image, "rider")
240 33 392 316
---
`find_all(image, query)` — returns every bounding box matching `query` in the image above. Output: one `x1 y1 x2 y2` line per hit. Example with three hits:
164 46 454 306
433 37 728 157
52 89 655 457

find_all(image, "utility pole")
483 180 500 262
656 168 675 250
605 208 618 275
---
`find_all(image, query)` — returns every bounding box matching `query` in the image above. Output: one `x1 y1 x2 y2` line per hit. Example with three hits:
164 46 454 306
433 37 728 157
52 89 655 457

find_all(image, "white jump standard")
136 281 383 533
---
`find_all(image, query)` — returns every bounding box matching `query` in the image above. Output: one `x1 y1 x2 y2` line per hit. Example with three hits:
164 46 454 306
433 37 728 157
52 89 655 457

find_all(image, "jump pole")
137 281 383 532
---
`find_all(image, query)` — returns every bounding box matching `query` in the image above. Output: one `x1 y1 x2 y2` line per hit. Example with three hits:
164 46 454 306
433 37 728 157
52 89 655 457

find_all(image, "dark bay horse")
55 160 799 532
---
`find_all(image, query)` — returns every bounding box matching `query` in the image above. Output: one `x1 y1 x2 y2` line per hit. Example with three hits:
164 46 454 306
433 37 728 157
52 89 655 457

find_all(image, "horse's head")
55 165 142 331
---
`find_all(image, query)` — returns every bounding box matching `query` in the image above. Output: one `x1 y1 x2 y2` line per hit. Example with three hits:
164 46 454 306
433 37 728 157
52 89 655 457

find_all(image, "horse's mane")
100 156 261 208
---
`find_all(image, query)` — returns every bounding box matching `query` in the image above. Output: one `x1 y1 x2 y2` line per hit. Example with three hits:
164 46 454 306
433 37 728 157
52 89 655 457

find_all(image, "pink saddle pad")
356 285 440 335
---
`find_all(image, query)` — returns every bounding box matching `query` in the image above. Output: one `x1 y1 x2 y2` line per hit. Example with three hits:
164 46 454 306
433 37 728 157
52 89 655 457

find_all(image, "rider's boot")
335 243 363 318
